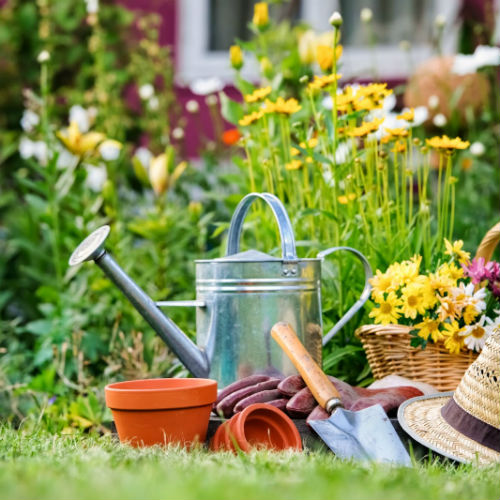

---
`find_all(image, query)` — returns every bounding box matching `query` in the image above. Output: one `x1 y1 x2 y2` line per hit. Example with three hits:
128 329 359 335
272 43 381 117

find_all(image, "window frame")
176 0 460 84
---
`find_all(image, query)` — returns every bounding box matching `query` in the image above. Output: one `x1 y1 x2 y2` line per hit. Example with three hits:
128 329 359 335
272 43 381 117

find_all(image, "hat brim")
398 392 500 465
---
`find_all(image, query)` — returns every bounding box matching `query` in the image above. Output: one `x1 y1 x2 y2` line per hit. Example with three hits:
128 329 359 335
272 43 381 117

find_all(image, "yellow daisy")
307 74 342 91
238 110 264 126
426 135 470 150
415 318 443 342
444 239 471 264
369 270 396 298
244 86 272 103
263 97 301 115
443 321 465 355
368 292 402 325
400 283 428 319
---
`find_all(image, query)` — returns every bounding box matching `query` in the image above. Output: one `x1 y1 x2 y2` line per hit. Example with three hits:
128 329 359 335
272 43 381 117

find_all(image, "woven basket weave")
356 222 500 392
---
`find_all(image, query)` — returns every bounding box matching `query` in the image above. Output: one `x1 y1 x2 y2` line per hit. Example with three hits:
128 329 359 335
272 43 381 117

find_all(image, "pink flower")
462 257 488 284
485 261 500 298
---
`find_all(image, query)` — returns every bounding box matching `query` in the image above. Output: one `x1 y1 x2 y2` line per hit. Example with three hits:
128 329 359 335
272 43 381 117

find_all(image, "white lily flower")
85 164 107 192
55 148 79 170
20 110 40 132
99 139 122 161
69 105 91 133
189 77 224 96
19 137 48 165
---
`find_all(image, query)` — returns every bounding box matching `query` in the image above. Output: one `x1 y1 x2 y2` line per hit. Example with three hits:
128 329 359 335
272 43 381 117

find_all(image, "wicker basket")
356 222 500 392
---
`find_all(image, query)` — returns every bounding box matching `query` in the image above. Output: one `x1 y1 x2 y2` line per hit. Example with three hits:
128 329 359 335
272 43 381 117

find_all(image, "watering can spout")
69 226 210 378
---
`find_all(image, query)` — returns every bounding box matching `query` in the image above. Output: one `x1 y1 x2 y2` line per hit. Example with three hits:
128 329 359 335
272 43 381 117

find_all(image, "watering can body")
69 193 372 389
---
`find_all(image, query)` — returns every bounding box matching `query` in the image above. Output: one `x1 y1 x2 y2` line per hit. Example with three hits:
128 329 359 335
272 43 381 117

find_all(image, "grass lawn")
0 426 498 500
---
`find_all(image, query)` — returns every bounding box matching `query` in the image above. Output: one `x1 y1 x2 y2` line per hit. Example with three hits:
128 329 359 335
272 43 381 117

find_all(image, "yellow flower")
263 97 301 115
396 108 414 121
443 321 465 354
444 239 471 264
307 73 342 91
354 83 392 110
56 120 105 156
244 86 271 103
347 117 384 137
149 149 186 196
437 293 465 322
368 292 402 325
369 270 396 298
336 86 357 112
298 30 317 65
426 135 470 150
384 127 408 138
260 57 273 78
415 318 443 342
392 255 422 285
290 147 300 156
238 110 264 126
401 283 428 319
229 45 243 70
337 193 356 205
306 137 318 148
253 2 269 28
391 140 407 153
438 262 464 282
285 159 302 170
463 304 479 325
316 44 343 72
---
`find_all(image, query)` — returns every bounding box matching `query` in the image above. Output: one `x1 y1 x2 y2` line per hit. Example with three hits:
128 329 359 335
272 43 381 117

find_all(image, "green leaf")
25 319 54 336
219 92 244 125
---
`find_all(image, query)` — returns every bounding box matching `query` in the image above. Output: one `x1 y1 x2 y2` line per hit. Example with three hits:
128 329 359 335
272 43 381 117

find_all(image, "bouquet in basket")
368 239 500 355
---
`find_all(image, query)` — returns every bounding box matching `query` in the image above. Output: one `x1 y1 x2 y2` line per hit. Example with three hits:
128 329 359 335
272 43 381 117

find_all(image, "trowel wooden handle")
271 322 342 412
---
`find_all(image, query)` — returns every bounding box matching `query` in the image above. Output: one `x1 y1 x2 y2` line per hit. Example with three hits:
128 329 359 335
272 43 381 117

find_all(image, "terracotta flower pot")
210 403 302 452
105 378 217 448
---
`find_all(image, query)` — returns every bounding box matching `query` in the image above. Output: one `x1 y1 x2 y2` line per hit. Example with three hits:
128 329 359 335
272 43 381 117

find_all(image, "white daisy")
460 315 490 352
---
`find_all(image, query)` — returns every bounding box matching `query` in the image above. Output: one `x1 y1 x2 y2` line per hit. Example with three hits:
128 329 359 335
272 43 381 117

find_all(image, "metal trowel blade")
309 404 412 466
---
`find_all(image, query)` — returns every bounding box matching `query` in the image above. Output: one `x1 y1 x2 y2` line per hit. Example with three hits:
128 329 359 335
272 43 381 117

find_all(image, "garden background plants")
0 0 499 444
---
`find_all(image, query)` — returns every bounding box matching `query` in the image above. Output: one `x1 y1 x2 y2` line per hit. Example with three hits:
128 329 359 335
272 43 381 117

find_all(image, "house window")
208 0 302 51
177 0 459 83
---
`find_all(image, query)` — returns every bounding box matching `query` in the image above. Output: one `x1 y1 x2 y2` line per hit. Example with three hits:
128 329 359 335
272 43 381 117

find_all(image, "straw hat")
398 332 500 465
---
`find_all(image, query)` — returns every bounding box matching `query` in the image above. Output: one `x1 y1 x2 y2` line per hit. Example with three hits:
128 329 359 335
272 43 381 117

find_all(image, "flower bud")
260 57 273 78
253 2 269 29
434 14 446 29
229 45 243 70
186 100 199 114
360 8 373 23
37 50 50 63
329 11 342 27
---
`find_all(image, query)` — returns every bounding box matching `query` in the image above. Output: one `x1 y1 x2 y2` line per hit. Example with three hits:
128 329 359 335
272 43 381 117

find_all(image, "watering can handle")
226 192 298 260
318 246 372 346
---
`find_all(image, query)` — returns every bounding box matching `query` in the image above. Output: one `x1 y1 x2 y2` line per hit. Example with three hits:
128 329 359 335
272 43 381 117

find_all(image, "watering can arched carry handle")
318 246 373 346
226 192 298 260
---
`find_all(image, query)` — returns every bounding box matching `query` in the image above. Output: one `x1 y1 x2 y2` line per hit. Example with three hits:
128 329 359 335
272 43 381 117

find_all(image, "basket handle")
474 222 500 263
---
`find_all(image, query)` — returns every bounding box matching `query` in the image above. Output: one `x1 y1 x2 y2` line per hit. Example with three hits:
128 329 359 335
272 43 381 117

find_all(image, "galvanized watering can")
69 193 372 388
